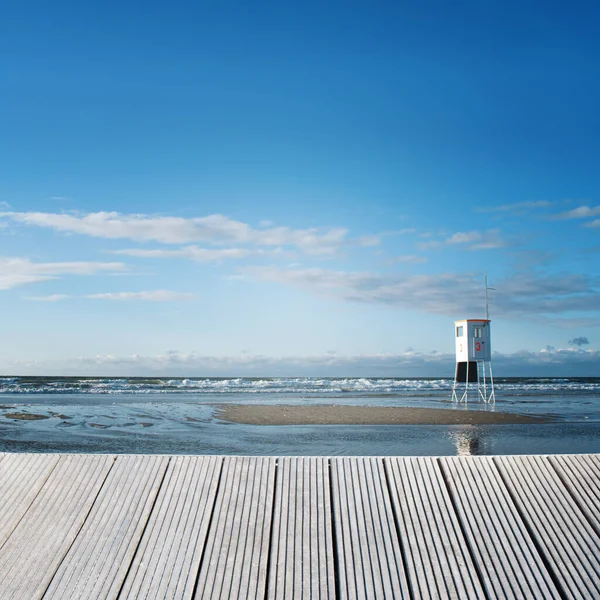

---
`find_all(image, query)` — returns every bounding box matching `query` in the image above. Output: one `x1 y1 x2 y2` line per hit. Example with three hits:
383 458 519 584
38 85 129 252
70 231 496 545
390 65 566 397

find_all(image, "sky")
1 0 599 376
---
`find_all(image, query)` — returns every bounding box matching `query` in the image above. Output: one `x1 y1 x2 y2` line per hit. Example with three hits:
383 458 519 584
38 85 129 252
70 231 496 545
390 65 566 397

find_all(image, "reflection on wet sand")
453 426 484 456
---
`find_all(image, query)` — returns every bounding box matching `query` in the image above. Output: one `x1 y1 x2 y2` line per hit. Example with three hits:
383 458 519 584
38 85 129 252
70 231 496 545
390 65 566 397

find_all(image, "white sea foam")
0 376 599 396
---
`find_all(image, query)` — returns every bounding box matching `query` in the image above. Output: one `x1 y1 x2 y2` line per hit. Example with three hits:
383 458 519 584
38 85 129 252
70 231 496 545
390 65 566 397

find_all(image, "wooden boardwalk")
0 453 599 599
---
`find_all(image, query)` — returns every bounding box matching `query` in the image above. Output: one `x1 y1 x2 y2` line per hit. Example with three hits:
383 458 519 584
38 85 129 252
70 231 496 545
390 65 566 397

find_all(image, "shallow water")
2 418 600 457
1 376 599 456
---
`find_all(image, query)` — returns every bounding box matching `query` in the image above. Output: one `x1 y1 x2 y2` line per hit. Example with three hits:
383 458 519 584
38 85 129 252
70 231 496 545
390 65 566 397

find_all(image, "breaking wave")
0 376 599 396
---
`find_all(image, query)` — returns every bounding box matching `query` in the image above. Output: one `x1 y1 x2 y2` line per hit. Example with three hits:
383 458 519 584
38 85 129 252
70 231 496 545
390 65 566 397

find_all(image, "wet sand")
217 404 549 425
5 412 49 421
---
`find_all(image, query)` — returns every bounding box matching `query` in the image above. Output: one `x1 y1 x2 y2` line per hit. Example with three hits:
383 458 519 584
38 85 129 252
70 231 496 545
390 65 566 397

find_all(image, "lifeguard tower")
451 276 496 403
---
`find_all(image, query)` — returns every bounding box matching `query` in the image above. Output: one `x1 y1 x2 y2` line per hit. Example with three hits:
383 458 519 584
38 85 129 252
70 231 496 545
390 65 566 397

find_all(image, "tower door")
473 338 486 359
472 326 485 360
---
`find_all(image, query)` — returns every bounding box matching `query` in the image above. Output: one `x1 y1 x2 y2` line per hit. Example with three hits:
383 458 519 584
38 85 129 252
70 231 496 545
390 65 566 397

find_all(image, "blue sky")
1 0 599 375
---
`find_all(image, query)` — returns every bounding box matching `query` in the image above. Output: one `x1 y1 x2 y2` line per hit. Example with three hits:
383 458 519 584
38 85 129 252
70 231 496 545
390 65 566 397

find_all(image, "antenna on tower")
484 273 496 320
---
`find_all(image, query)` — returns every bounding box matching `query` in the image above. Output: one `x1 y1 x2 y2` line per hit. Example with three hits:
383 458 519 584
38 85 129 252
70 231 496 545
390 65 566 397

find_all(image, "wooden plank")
549 454 600 535
0 452 597 600
0 453 60 548
440 456 560 599
331 457 411 599
386 456 485 599
195 456 276 600
43 454 169 599
0 454 114 600
266 457 335 600
119 455 222 600
495 455 600 598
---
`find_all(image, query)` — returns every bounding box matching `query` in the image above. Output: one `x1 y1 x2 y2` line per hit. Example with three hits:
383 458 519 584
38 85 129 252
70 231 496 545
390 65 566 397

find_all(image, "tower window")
456 326 464 337
474 327 482 338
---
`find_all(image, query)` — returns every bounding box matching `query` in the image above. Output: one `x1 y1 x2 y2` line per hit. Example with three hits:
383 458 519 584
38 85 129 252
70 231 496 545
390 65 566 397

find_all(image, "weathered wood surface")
440 456 561 599
268 457 335 600
44 454 169 599
0 453 598 599
331 457 411 599
120 455 221 600
0 453 60 548
386 457 484 599
495 455 600 598
0 454 114 600
550 453 600 535
194 456 276 600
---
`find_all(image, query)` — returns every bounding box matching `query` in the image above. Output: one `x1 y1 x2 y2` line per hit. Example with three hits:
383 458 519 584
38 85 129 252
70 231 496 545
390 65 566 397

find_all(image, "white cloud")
0 258 126 290
418 229 509 251
243 266 483 314
242 266 600 323
552 205 600 220
584 219 600 228
25 290 194 301
445 229 507 250
26 294 69 302
417 240 441 250
531 316 600 329
5 347 600 376
0 211 352 255
392 255 428 264
86 290 195 301
446 231 481 244
68 350 454 375
480 200 554 213
112 246 256 261
356 235 381 247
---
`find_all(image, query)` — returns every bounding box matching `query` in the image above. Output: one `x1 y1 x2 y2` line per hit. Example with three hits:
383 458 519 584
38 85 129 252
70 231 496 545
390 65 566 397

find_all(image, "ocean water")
1 376 599 456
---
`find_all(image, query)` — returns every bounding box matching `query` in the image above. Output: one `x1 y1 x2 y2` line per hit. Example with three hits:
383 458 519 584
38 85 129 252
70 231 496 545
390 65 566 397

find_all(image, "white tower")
451 276 496 403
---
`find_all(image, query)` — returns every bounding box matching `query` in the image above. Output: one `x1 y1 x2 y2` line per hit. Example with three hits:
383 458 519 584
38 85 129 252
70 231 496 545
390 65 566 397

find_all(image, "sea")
1 376 599 456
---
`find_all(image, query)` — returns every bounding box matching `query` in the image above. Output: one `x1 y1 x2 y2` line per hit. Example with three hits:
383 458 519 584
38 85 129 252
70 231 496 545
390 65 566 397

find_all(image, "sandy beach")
216 404 549 426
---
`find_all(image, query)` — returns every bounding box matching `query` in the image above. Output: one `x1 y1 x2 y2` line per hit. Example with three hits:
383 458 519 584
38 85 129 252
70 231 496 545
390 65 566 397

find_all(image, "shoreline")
216 404 550 426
